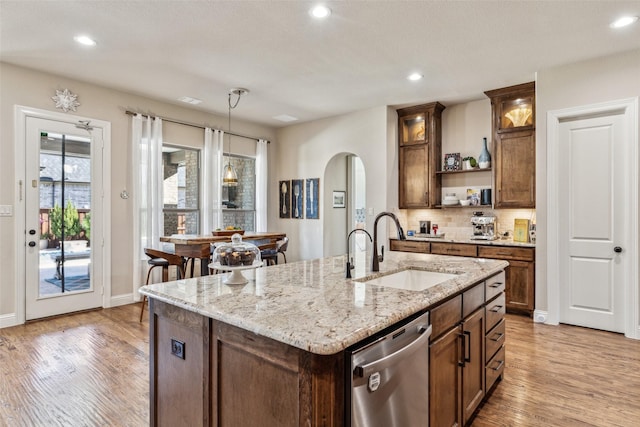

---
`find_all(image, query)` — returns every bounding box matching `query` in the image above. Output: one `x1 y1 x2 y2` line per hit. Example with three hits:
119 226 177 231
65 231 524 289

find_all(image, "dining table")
160 232 287 277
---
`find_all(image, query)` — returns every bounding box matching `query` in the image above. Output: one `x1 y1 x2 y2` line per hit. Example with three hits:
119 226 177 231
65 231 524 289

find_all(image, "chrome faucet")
346 228 373 278
372 211 406 272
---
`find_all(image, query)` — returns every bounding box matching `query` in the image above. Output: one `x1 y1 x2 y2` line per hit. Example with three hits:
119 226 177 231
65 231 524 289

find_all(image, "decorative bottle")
478 137 491 169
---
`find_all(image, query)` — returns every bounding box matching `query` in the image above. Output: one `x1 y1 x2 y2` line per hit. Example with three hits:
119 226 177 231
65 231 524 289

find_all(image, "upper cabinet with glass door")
399 111 430 146
485 82 535 132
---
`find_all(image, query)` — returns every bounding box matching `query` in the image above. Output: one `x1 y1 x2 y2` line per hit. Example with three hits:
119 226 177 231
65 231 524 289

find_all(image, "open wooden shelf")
437 168 492 175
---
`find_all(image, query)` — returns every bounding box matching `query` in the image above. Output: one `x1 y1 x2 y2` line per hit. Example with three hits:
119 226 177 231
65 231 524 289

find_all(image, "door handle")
28 241 36 247
353 324 432 378
614 246 623 253
463 331 471 363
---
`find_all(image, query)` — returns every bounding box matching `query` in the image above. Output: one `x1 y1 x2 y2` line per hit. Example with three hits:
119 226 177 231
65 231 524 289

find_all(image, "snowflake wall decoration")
52 88 80 112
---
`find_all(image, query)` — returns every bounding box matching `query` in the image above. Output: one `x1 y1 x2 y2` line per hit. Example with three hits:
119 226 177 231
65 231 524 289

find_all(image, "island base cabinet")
461 309 486 425
429 326 462 427
150 300 344 427
150 299 210 427
211 320 344 427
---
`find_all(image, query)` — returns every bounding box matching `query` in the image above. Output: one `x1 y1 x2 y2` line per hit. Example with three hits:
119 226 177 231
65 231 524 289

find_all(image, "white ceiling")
1 1 639 127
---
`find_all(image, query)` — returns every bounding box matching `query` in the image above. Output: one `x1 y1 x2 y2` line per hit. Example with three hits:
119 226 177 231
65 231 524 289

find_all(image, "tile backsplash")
398 208 536 240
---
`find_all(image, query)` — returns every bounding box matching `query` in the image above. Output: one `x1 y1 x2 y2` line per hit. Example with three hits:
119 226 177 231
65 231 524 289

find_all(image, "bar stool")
140 248 186 322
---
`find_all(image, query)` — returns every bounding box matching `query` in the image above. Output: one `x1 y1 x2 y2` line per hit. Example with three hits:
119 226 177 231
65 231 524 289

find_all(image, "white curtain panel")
256 139 268 232
131 114 164 295
202 128 224 233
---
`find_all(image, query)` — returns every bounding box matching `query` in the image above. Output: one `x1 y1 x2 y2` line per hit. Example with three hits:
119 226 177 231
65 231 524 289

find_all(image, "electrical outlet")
171 338 185 360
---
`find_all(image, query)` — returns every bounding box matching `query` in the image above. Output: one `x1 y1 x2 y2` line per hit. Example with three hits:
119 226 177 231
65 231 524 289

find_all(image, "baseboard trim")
109 293 136 308
0 313 19 329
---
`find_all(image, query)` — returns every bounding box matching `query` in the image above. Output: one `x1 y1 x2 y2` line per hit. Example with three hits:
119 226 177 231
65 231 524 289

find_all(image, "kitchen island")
140 251 508 426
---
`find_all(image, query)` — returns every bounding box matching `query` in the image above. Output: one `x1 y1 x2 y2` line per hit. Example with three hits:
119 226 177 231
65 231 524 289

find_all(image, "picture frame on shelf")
466 188 481 206
332 191 346 208
444 153 461 171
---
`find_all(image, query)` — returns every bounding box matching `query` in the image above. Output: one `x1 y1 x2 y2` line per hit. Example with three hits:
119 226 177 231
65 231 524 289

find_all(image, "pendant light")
223 87 249 186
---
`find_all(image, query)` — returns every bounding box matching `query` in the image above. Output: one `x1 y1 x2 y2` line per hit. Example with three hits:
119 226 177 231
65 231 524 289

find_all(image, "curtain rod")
124 110 270 143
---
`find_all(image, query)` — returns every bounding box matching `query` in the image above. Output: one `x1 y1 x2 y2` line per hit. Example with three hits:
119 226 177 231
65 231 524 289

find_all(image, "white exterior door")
24 116 105 320
557 112 628 333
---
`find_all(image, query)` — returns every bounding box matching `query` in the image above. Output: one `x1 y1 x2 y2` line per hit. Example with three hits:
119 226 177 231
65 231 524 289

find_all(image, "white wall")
0 63 276 319
274 106 396 261
536 48 640 315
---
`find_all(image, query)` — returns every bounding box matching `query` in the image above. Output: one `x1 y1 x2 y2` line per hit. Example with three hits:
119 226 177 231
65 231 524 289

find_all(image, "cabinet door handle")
490 332 504 342
491 359 505 371
458 333 466 367
490 305 503 313
488 282 503 288
463 331 471 363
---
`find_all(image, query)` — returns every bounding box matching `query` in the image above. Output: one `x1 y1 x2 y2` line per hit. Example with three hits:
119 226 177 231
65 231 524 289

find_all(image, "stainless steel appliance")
347 311 431 427
471 213 497 240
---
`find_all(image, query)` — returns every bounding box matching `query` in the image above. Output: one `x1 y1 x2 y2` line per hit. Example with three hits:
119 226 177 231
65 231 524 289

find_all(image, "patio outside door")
25 117 104 320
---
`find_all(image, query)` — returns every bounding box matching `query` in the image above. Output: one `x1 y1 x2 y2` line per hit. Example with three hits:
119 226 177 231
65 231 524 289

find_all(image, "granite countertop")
400 235 536 248
139 251 508 355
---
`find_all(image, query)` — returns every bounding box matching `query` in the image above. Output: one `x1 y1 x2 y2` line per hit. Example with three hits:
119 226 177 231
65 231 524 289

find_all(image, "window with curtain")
162 145 200 235
222 154 256 231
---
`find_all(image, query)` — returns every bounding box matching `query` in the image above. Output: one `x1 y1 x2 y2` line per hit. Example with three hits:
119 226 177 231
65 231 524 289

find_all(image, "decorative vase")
478 137 491 169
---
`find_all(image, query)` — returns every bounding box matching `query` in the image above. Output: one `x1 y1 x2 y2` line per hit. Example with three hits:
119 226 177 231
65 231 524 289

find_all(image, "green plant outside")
49 200 88 240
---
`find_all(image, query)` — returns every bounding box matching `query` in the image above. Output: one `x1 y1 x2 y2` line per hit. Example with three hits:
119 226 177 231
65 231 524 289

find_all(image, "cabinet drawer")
430 295 462 340
485 293 506 332
485 319 506 362
431 242 477 257
478 245 534 261
390 239 430 253
485 272 506 301
462 282 484 319
485 345 505 391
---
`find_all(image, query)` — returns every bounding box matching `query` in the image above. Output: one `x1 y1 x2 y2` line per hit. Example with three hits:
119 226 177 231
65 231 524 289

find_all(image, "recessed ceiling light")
273 114 299 123
310 5 331 19
178 96 203 105
610 16 638 28
73 35 97 46
408 73 423 81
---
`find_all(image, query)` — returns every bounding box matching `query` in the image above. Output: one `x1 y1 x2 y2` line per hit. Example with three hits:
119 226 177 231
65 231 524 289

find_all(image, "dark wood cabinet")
429 277 504 427
478 246 535 315
485 82 536 208
431 242 478 257
462 308 485 425
389 239 430 253
150 300 344 427
397 102 445 208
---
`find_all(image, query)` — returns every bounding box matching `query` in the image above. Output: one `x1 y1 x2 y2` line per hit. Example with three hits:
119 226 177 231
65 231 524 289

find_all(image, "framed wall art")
291 179 304 219
332 191 346 208
305 178 319 219
279 180 291 218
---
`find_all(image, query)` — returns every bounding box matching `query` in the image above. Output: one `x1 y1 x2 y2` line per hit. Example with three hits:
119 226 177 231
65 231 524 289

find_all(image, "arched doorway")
322 153 366 258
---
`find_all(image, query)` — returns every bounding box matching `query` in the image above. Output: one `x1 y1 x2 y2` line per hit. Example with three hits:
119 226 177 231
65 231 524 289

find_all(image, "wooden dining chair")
140 248 186 322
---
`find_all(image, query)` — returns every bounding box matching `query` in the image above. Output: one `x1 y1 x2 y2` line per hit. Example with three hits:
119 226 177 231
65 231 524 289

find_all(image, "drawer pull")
490 305 503 312
488 282 503 288
490 332 504 342
491 359 505 371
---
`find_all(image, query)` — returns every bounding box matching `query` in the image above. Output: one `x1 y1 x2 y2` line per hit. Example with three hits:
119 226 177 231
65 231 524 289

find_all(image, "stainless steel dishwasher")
347 311 431 427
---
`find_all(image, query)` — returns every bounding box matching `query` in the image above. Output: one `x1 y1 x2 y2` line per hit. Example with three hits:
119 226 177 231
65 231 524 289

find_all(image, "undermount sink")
355 268 459 291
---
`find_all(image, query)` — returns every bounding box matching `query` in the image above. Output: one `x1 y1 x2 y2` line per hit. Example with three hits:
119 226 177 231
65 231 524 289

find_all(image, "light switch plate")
0 205 13 216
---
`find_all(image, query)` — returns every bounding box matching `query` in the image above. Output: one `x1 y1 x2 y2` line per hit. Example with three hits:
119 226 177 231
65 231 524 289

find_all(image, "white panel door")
558 113 627 332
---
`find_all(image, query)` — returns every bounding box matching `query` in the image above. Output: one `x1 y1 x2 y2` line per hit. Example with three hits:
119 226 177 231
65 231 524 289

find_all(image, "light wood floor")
1 306 639 426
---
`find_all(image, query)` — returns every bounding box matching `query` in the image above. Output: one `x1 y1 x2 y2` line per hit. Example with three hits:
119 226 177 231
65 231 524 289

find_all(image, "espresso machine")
470 213 497 240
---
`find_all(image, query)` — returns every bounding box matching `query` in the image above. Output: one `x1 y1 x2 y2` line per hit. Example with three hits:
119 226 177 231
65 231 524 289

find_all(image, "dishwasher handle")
354 324 432 378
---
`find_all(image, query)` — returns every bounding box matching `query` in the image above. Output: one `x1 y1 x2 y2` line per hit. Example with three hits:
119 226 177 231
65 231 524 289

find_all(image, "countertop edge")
140 254 509 355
